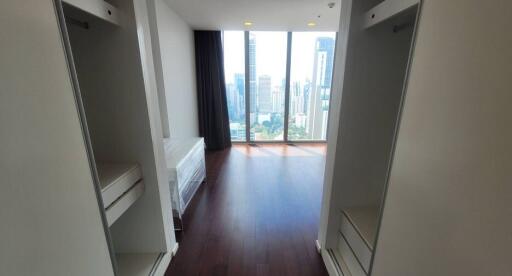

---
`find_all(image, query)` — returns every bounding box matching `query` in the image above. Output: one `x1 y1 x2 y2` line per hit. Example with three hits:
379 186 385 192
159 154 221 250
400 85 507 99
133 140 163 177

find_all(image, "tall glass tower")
308 37 335 140
234 73 245 120
248 34 257 113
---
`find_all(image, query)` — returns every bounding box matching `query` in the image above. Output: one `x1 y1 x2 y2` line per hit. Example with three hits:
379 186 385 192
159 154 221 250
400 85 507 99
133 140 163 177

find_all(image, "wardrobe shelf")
97 163 142 207
363 0 419 29
97 163 144 226
63 0 121 26
339 206 380 273
336 232 367 276
342 206 379 250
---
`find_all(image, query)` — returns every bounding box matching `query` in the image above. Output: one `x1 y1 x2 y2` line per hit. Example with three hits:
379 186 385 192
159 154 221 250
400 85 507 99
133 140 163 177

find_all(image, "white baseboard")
150 243 179 276
315 239 322 253
321 249 342 276
171 242 179 256
321 248 354 276
151 251 173 276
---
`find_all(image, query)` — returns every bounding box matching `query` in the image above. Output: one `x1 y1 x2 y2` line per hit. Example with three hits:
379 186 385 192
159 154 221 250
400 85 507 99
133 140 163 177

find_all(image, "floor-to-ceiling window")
288 32 336 141
249 32 288 141
223 31 336 142
223 31 246 141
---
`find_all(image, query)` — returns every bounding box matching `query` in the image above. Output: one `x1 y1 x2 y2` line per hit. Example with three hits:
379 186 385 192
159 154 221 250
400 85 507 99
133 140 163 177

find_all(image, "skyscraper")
308 37 335 140
303 80 311 115
258 75 272 113
234 73 245 120
226 83 236 119
248 34 257 113
290 81 306 117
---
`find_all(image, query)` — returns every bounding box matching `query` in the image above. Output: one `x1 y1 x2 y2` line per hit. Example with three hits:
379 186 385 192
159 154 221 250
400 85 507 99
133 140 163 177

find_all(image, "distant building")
317 38 335 88
303 80 311 116
248 34 257 113
226 83 237 119
290 80 307 118
308 37 335 140
295 113 308 129
271 86 283 113
229 122 245 140
234 73 245 120
258 75 272 113
257 113 271 124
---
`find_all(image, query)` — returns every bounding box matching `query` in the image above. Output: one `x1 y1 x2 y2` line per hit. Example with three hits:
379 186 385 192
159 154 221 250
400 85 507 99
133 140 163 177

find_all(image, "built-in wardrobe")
57 0 177 274
319 0 512 276
319 0 421 275
60 0 177 274
1 0 175 275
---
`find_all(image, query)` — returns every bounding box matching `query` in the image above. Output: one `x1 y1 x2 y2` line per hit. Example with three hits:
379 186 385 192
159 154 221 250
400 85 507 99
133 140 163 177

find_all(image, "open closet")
55 0 176 274
319 0 421 275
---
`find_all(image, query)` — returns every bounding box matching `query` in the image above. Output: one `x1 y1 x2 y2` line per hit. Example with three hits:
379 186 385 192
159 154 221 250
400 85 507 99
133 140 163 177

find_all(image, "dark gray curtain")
194 31 232 150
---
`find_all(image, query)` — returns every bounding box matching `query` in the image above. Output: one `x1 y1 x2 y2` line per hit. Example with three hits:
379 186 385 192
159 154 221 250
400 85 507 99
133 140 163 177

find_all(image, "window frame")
223 31 337 143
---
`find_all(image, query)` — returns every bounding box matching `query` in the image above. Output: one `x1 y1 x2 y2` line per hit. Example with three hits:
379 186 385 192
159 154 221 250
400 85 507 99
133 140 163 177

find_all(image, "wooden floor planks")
166 144 328 276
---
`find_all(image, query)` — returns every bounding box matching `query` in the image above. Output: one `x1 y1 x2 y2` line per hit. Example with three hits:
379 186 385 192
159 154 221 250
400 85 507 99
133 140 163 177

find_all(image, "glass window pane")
223 31 246 141
288 32 336 141
248 32 287 141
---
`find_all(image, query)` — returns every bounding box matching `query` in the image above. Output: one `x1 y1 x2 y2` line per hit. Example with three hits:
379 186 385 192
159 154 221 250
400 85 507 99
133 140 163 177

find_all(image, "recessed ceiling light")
307 22 317 27
244 21 253 26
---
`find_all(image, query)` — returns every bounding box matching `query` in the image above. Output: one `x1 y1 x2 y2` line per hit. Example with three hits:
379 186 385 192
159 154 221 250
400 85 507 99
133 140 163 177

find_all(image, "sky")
223 31 336 87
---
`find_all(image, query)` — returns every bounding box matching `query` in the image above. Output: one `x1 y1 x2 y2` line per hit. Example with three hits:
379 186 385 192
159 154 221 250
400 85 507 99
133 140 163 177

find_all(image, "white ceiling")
164 0 342 31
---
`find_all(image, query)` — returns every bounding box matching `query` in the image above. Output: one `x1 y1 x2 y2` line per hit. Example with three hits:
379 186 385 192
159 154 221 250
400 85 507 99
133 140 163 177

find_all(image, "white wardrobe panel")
106 181 145 226
318 0 416 254
97 163 142 207
372 1 512 275
340 207 379 272
336 233 366 276
64 0 172 253
116 253 161 276
64 0 120 25
0 0 113 275
363 0 419 28
132 0 177 252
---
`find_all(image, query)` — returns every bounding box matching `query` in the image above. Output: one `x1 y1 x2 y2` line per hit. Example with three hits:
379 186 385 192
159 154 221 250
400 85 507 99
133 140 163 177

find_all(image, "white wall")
150 0 199 139
372 0 512 275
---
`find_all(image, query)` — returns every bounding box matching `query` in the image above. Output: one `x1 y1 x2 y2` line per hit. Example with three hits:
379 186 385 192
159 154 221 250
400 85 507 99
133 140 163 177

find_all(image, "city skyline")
224 31 336 141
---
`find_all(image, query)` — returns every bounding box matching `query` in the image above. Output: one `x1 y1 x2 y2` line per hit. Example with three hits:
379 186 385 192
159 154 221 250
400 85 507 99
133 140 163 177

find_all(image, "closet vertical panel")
318 0 355 250
321 0 417 251
0 0 113 275
64 0 170 252
132 0 177 251
98 0 170 253
318 7 424 276
332 0 414 210
372 1 512 275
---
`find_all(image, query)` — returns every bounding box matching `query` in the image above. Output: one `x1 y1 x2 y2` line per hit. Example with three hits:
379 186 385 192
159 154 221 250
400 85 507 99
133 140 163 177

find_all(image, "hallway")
166 144 328 276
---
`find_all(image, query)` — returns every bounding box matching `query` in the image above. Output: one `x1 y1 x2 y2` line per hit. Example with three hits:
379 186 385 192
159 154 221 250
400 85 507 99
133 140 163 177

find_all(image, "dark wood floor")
165 144 328 276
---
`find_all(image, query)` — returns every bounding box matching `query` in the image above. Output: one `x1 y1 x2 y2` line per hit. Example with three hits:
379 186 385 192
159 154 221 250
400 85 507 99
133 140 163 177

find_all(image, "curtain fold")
194 31 232 150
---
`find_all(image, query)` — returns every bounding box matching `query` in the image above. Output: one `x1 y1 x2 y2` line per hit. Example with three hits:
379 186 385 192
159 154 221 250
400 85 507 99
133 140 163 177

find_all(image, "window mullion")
283 32 292 142
244 31 250 142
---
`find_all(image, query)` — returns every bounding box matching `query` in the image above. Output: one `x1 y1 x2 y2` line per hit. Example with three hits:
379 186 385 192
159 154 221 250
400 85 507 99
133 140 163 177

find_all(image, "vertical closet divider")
57 0 177 274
